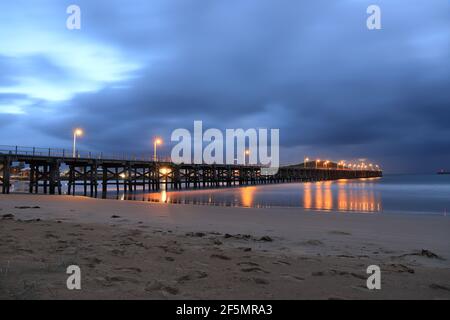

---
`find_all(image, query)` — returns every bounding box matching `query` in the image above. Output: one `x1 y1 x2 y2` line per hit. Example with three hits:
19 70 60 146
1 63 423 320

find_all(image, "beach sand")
0 194 449 299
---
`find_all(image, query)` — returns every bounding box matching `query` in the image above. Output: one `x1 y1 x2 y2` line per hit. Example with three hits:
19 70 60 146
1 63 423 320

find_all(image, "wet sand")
0 194 449 299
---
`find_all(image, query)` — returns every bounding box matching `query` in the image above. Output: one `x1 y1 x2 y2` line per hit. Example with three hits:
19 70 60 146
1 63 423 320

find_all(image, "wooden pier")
0 146 382 196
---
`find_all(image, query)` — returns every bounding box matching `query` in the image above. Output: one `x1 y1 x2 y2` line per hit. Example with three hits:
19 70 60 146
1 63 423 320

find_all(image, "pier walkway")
0 145 382 196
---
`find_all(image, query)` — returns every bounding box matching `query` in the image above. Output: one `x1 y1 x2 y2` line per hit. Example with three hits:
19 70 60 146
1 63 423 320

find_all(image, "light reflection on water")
122 178 382 213
10 174 450 214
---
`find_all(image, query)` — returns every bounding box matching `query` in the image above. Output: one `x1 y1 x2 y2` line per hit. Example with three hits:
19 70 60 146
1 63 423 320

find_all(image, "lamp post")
153 138 162 161
304 157 309 168
245 149 250 164
72 128 83 158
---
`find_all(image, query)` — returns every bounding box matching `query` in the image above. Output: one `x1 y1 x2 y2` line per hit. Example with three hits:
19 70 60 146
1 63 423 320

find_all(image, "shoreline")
6 190 449 217
1 194 449 299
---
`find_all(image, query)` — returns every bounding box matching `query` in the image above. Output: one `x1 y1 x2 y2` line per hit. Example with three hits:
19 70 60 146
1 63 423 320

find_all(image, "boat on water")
437 169 450 175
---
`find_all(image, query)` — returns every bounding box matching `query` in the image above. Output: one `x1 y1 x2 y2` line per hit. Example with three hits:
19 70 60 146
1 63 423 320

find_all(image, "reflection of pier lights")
303 183 312 209
241 186 255 207
160 189 168 203
304 179 380 212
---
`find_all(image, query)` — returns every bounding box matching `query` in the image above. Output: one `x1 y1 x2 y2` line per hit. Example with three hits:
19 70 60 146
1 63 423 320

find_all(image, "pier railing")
0 145 171 162
1 145 381 171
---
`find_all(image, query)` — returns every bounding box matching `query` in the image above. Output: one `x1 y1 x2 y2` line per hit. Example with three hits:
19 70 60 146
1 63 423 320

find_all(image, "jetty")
0 145 382 196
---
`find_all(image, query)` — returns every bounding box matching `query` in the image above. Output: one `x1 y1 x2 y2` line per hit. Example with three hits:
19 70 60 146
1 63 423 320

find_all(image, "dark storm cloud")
1 0 449 172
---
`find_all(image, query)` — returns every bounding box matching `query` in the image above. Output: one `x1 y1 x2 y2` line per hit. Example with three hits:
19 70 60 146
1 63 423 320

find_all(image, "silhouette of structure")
0 146 382 196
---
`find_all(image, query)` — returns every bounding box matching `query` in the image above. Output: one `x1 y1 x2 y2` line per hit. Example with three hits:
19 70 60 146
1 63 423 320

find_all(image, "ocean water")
11 174 450 215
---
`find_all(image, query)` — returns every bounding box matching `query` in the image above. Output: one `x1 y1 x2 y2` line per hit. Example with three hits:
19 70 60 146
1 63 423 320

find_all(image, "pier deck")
0 146 382 196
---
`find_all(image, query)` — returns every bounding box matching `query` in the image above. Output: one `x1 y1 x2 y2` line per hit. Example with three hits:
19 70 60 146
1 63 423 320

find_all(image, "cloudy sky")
0 0 448 173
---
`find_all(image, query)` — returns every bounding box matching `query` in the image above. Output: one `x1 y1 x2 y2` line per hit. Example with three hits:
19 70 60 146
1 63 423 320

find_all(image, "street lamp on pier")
153 137 162 161
72 128 83 158
304 157 309 168
244 149 251 165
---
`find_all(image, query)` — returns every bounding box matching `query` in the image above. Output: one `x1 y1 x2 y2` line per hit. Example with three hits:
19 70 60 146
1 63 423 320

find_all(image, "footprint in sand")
281 274 305 281
158 245 184 255
302 239 324 246
110 249 125 256
329 230 351 236
429 283 450 292
106 275 140 284
84 256 102 268
313 269 368 280
114 267 142 273
145 280 179 295
176 270 208 283
274 260 291 266
385 264 415 274
237 262 259 267
241 267 270 274
67 232 83 236
44 232 59 239
395 249 445 260
210 254 231 260
185 232 206 237
252 277 269 285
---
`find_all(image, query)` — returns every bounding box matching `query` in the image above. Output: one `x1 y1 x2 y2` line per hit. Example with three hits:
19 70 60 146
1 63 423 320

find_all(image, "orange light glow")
241 186 255 207
159 167 171 175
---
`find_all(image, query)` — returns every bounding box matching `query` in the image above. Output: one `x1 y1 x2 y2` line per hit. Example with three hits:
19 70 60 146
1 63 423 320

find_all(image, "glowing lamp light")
160 167 171 175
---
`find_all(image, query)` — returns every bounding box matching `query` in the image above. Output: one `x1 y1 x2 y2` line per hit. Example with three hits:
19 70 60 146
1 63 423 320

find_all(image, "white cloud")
0 23 141 103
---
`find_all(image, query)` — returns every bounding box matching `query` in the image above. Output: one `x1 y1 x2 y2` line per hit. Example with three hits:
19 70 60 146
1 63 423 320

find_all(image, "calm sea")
11 174 450 215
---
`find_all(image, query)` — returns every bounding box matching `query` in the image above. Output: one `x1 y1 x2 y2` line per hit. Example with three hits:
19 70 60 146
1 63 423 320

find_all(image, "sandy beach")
1 193 449 299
